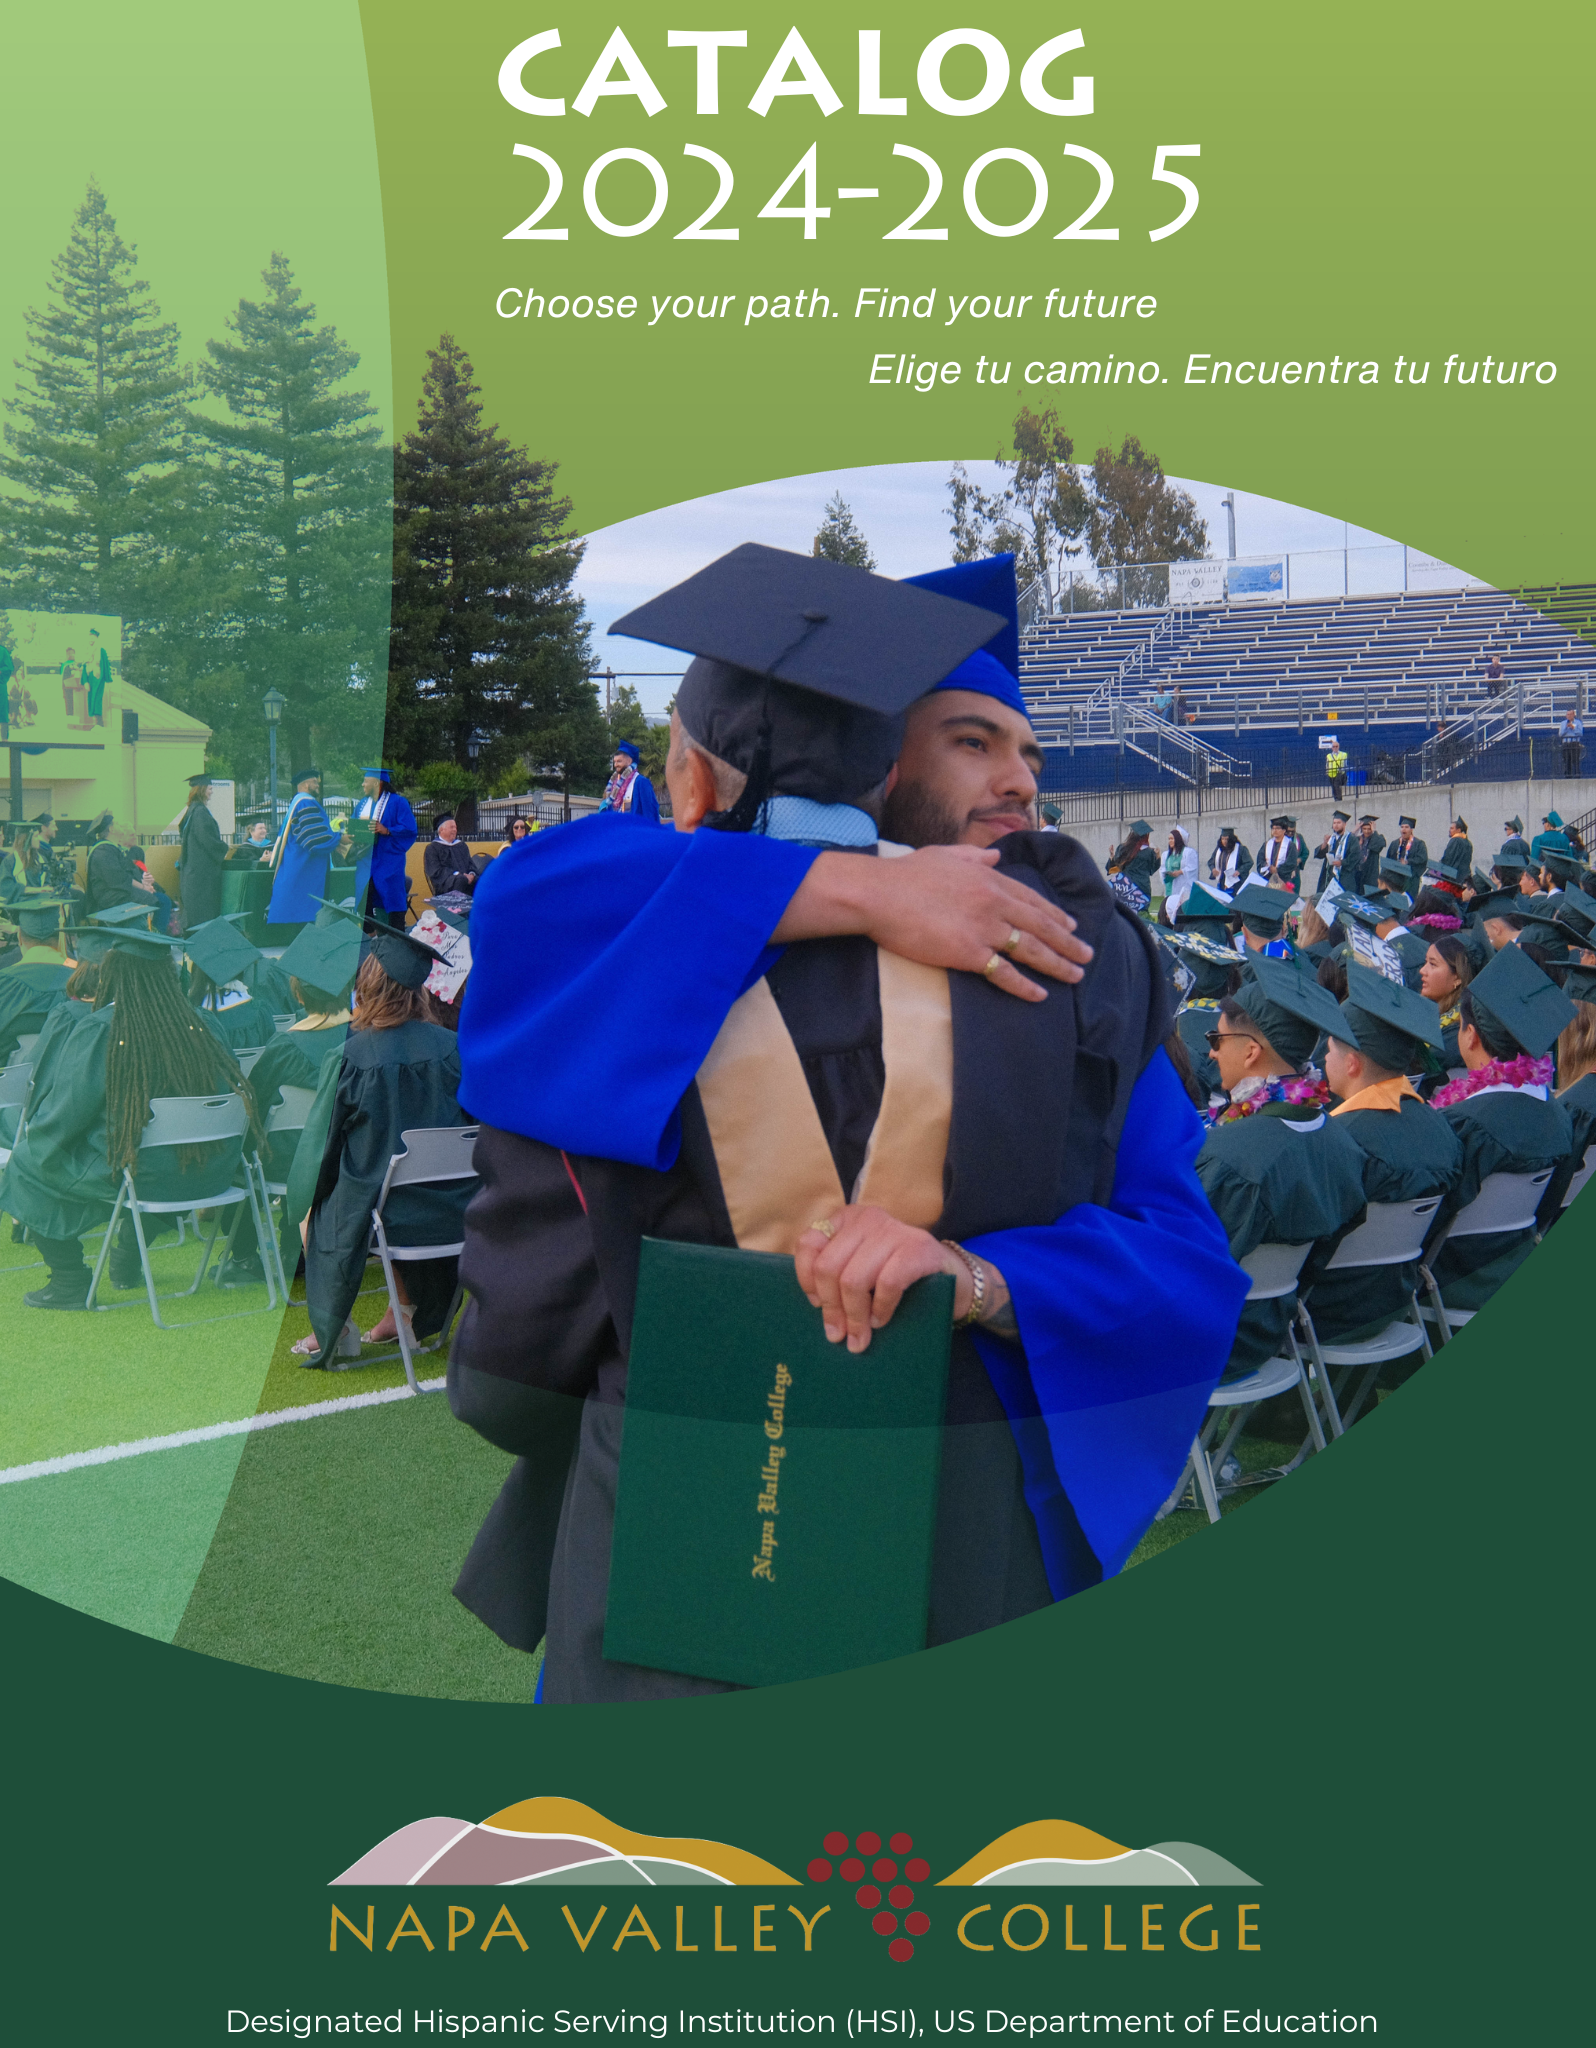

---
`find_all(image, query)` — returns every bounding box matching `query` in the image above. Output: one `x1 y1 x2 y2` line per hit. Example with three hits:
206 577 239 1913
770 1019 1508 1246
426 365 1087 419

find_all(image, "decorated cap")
1338 961 1445 1067
1338 894 1397 930
1169 925 1243 967
1233 951 1354 1064
905 554 1027 720
1177 882 1237 928
277 917 362 995
1237 884 1297 935
184 915 263 986
1467 941 1577 1058
317 899 444 992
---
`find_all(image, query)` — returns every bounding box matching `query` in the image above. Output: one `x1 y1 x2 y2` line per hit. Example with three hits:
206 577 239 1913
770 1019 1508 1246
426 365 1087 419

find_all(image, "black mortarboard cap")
1467 942 1577 1059
11 893 72 941
1379 855 1414 882
1237 884 1296 935
184 915 263 985
613 543 1002 717
1233 950 1355 1063
106 925 185 960
614 544 1003 814
277 918 362 995
1492 850 1527 873
186 771 214 787
1339 961 1446 1064
1398 814 1417 829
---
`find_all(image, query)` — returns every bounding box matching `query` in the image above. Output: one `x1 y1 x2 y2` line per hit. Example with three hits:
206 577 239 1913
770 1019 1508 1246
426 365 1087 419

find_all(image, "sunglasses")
1205 1028 1263 1053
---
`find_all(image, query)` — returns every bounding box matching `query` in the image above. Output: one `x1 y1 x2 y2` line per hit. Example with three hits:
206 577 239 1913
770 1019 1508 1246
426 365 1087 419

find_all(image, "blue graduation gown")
267 793 336 923
352 792 418 914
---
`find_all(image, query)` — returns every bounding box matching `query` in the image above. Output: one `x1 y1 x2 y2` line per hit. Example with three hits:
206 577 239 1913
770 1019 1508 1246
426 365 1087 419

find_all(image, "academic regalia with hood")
1430 945 1574 1308
1211 834 1253 892
177 783 226 930
450 548 1249 1696
302 919 477 1360
350 772 419 916
267 783 337 925
83 839 141 916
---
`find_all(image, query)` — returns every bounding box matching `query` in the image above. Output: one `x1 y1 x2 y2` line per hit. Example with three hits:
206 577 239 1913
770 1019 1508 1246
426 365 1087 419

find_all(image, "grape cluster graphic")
806 1831 931 1960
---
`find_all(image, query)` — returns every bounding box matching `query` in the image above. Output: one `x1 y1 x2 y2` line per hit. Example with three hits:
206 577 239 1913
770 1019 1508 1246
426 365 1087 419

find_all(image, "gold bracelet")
941 1239 987 1328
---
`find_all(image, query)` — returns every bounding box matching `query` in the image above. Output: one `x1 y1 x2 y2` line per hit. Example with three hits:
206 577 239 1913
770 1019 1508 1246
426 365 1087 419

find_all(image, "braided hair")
97 949 258 1177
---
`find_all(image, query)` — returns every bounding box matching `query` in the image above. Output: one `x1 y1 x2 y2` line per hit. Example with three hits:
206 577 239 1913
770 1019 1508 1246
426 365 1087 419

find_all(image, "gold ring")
984 952 1004 980
1001 927 1023 956
809 1218 836 1239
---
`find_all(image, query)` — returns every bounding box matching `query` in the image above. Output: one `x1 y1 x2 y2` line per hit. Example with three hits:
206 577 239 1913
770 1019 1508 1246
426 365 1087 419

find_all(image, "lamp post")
262 688 286 838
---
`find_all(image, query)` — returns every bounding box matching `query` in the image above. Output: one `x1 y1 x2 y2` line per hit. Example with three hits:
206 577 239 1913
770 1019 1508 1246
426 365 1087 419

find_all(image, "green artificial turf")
1125 1433 1307 1567
0 1433 250 1638
172 1387 536 1702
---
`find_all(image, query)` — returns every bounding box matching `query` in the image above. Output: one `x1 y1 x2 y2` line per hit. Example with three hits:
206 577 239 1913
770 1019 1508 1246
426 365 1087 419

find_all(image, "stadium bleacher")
1023 584 1596 789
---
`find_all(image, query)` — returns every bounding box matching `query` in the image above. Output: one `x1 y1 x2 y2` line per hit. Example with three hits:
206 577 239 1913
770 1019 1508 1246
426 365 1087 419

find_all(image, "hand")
776 844 1093 1003
795 1205 968 1353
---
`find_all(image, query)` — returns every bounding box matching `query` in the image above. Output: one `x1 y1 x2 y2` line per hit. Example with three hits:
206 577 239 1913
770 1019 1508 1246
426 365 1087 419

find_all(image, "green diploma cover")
605 1238 954 1688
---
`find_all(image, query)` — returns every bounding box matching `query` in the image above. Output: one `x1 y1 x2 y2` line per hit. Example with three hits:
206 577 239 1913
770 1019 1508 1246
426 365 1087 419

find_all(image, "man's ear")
666 729 721 834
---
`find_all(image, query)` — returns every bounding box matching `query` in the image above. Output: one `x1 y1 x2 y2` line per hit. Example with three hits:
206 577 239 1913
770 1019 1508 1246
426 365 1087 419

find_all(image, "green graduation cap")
103 924 186 960
1467 941 1577 1059
277 917 363 996
1469 885 1523 925
1233 950 1354 1064
1492 850 1528 874
184 915 264 986
6 893 73 940
89 900 158 928
1379 855 1415 884
1236 884 1297 936
1337 894 1393 930
1128 819 1152 837
1338 961 1445 1067
1170 925 1243 968
1504 816 1523 833
1551 898 1596 950
1178 882 1237 924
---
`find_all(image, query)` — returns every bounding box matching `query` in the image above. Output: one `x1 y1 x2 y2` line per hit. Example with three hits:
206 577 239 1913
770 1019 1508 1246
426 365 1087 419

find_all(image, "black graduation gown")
1439 837 1473 882
1195 1106 1369 1372
178 801 226 930
83 841 139 915
1432 1087 1572 1307
303 1019 477 1357
1304 1096 1464 1339
0 957 72 1063
1499 835 1532 865
1253 837 1301 888
1344 833 1385 896
1211 840 1252 890
450 833 1168 1700
247 1022 347 1183
1394 836 1429 884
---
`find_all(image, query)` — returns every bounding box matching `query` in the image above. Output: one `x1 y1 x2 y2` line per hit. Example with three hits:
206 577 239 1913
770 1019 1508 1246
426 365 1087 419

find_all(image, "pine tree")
388 334 595 789
812 492 876 570
0 180 188 619
189 253 390 771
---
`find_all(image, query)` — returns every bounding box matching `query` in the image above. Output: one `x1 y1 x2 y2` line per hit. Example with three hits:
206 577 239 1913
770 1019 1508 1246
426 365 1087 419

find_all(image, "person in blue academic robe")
599 740 660 823
343 765 418 928
267 767 337 925
449 547 1249 1696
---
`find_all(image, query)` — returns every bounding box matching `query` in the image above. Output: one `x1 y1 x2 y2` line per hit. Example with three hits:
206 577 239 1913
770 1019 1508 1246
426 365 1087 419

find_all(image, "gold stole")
695 949 954 1254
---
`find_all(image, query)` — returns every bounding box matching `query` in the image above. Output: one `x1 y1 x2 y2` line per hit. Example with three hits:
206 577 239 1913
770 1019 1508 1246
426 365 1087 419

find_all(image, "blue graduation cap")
903 554 1027 719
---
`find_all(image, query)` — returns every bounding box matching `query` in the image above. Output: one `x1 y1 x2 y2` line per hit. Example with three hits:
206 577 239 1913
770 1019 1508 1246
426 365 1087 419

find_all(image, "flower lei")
1431 1053 1553 1108
1410 913 1462 933
1210 1071 1332 1126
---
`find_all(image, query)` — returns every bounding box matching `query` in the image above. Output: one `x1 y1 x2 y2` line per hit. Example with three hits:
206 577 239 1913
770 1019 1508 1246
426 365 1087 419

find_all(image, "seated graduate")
0 896 76 1064
1417 932 1473 1084
1160 911 1241 1109
1303 966 1464 1345
1427 943 1575 1312
1194 955 1369 1375
451 545 1248 1702
1231 885 1297 960
81 811 150 917
1551 895 1596 1004
295 916 476 1365
1542 1002 1596 1222
0 924 257 1310
245 915 360 1190
184 917 283 1051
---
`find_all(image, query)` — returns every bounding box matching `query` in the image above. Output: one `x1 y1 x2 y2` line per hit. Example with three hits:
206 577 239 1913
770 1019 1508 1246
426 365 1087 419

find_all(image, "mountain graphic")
330 1797 800 1888
937 1820 1257 1887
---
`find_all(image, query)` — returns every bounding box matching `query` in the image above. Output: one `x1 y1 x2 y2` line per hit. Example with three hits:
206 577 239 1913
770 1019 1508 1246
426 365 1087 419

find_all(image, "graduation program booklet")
2 4 1590 2045
607 1240 952 1687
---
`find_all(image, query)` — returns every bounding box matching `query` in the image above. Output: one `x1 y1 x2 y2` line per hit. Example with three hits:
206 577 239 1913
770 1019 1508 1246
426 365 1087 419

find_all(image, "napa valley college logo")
327 1801 1260 1963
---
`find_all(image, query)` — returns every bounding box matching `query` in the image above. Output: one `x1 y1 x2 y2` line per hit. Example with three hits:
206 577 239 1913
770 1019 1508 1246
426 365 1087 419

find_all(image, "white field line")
0 1377 447 1486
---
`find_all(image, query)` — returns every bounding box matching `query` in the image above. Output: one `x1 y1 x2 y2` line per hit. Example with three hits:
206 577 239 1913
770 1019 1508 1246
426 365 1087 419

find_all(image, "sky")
576 464 1482 718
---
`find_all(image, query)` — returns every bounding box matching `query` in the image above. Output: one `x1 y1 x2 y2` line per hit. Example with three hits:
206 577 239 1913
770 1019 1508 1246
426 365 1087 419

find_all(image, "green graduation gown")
1432 1085 1572 1308
1196 1104 1369 1372
1304 1094 1464 1340
1394 835 1428 884
1343 832 1385 896
0 953 72 1064
1439 836 1473 882
1385 927 1432 991
1541 1074 1596 1223
196 991 275 1053
301 1019 477 1359
247 1021 347 1186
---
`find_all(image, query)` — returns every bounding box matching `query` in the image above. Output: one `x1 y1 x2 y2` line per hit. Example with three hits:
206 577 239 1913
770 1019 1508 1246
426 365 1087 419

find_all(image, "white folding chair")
85 1093 279 1324
1419 1168 1556 1341
1559 1142 1596 1212
1298 1197 1445 1427
13 1033 39 1061
234 1046 266 1076
248 1082 318 1302
367 1124 480 1393
1158 1242 1327 1526
0 1059 32 1170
